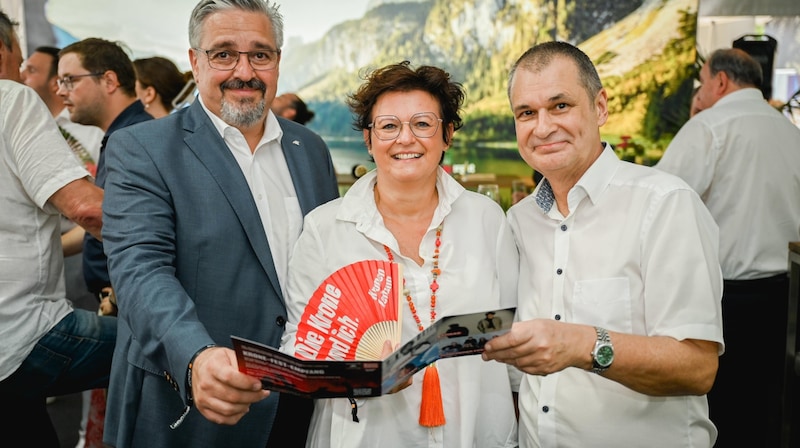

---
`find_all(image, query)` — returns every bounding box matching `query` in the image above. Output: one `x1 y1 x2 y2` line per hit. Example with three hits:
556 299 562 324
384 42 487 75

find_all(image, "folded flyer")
232 307 515 398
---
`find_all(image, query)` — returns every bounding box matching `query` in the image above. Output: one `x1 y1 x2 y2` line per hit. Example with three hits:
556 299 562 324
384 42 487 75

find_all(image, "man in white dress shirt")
0 10 116 446
656 47 800 448
482 41 724 448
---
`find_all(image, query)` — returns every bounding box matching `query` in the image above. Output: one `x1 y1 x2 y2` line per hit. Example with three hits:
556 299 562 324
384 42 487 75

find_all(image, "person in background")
272 91 315 124
0 10 116 446
57 36 154 446
281 60 519 447
482 41 724 448
21 44 106 448
100 0 339 446
655 47 800 448
133 56 193 118
57 37 154 302
21 46 104 176
0 10 22 80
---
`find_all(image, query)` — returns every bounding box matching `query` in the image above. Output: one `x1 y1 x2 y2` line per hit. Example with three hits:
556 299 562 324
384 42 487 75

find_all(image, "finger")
482 332 518 353
196 396 252 425
380 340 394 359
220 349 264 391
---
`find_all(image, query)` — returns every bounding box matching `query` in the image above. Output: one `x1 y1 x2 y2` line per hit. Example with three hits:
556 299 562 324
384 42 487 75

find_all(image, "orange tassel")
419 364 445 427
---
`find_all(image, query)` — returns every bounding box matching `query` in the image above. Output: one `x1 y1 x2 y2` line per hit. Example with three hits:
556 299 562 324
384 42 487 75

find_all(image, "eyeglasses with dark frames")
368 112 443 140
193 48 281 71
56 73 104 91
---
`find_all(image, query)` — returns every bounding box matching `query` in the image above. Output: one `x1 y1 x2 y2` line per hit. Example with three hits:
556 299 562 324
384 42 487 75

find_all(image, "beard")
219 78 268 128
69 102 103 129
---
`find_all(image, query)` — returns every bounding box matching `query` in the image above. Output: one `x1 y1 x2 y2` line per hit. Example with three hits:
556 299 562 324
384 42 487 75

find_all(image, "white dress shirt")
656 88 800 280
282 168 519 448
507 145 724 448
0 81 89 380
199 98 300 295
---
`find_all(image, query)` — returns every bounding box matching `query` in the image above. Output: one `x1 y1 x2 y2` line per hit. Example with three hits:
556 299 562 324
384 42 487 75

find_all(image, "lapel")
278 119 317 216
181 102 282 298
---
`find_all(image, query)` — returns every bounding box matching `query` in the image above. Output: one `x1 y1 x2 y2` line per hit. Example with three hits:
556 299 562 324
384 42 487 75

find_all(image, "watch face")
596 345 614 367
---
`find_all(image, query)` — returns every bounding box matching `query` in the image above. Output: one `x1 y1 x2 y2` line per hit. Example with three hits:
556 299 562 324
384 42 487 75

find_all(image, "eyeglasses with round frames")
56 73 104 91
368 112 443 140
193 48 281 71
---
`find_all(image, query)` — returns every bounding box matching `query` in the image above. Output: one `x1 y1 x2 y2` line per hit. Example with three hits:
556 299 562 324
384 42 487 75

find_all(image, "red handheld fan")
294 260 402 361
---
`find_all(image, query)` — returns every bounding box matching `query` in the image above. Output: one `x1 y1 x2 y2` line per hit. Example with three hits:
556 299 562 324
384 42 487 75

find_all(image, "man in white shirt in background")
0 10 116 446
656 47 800 448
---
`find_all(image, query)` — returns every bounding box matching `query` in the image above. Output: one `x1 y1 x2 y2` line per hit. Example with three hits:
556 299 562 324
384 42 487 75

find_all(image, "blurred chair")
733 34 778 100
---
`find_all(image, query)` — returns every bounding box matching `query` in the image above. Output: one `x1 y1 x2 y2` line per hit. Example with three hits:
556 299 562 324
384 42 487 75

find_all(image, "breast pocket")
284 197 302 244
571 277 632 333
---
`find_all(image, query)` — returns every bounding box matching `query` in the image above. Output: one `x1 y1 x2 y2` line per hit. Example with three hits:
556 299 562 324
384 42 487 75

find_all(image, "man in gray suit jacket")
100 1 339 447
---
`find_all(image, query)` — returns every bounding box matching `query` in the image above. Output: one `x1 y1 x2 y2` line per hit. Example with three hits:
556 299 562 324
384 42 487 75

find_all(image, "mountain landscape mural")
280 0 699 167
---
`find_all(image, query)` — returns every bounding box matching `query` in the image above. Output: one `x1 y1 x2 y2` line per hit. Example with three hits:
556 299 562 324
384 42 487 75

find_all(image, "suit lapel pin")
292 140 301 146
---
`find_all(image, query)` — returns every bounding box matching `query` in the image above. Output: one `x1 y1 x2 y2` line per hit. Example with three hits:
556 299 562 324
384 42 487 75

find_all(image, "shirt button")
542 406 550 413
556 268 563 275
554 314 561 321
275 315 286 327
560 224 567 231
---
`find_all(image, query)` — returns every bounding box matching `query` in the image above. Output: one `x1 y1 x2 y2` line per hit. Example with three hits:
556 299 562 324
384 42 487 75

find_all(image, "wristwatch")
591 327 614 374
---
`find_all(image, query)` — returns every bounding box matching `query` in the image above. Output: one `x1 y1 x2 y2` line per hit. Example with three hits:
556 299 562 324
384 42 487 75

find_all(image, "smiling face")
364 89 452 186
189 9 279 129
509 56 607 186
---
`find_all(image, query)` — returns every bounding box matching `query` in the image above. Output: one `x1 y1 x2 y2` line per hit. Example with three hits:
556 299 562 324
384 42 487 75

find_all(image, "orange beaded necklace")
383 225 442 328
382 224 445 427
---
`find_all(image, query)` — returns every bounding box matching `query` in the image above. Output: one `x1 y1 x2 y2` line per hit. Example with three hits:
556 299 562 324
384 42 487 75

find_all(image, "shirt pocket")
284 197 303 244
571 277 633 333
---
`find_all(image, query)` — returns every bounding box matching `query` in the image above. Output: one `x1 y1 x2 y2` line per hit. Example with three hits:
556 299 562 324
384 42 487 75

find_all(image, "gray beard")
220 96 266 128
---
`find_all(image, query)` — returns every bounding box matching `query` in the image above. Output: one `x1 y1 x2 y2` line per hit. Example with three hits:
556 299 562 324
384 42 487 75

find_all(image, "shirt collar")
533 142 618 214
712 87 764 108
336 167 466 232
197 95 283 147
105 100 148 137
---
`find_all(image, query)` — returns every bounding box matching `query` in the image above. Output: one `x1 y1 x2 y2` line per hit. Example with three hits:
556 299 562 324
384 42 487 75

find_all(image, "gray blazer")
101 101 339 448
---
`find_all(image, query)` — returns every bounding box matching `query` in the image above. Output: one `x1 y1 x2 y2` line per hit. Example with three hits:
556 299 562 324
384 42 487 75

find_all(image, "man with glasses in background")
57 37 153 304
100 1 339 447
57 37 154 445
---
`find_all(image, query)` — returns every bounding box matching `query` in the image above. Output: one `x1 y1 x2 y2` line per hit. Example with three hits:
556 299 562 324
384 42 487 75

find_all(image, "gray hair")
188 0 284 49
706 48 762 88
508 41 603 103
0 9 17 50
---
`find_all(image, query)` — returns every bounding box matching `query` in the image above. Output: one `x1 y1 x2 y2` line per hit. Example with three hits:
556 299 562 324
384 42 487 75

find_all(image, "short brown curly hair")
347 61 465 144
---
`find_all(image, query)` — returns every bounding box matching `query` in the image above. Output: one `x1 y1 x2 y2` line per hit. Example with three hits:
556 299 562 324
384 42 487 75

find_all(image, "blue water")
326 139 375 175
